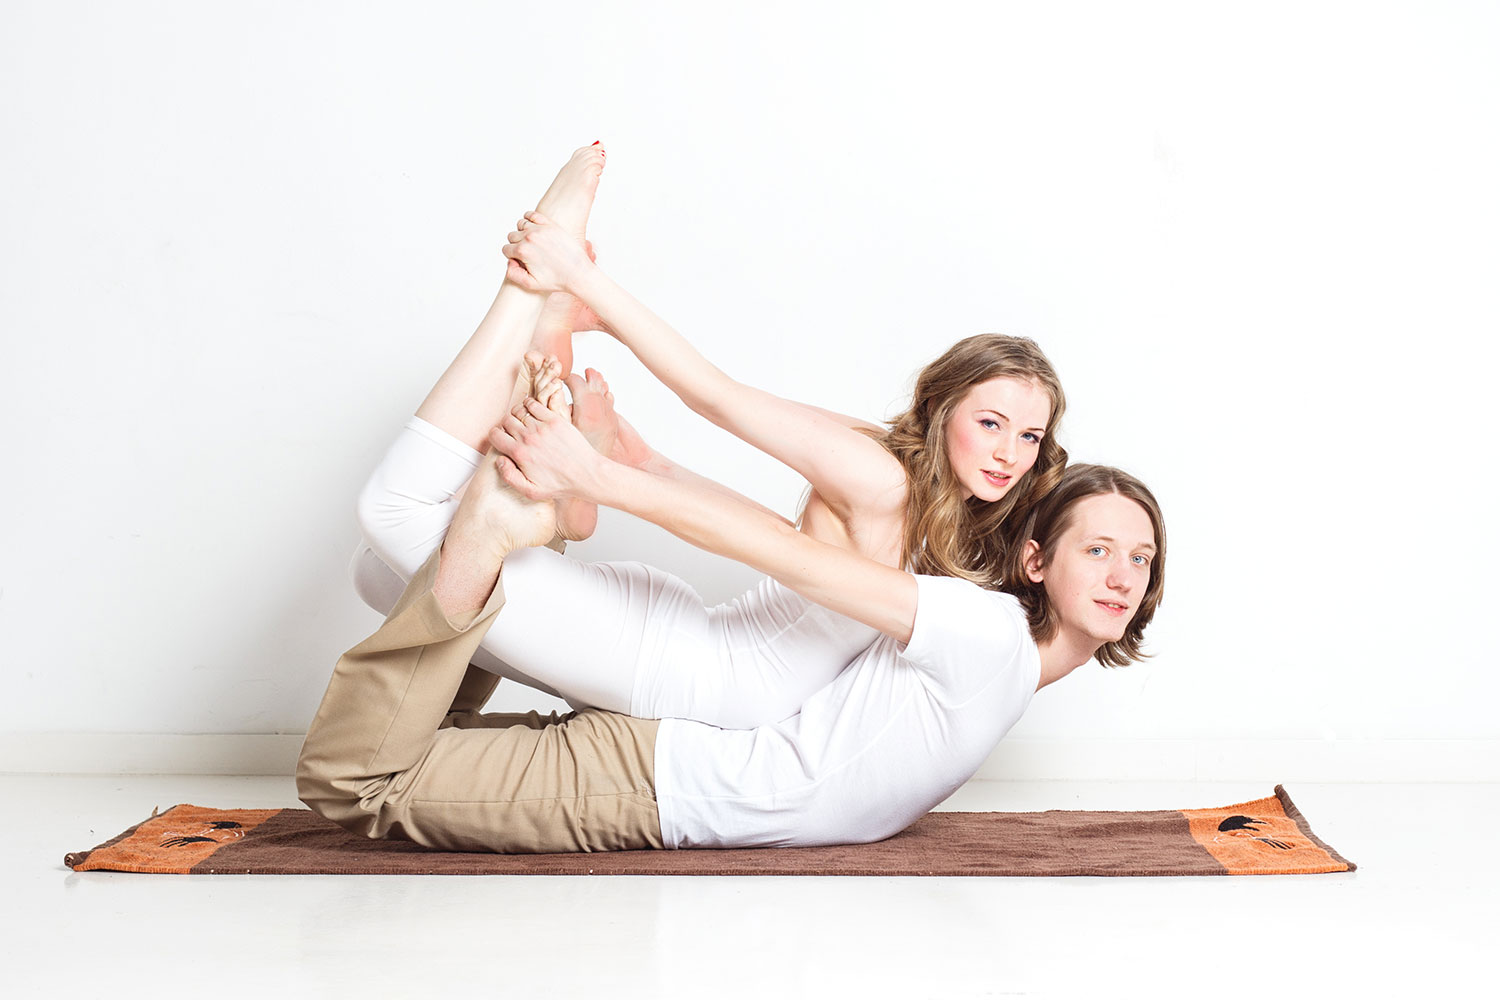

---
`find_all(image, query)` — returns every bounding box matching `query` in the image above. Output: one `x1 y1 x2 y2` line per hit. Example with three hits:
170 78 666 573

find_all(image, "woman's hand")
501 211 596 294
488 392 609 503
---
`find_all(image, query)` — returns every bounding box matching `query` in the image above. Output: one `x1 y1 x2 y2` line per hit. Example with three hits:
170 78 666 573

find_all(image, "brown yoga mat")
64 785 1353 876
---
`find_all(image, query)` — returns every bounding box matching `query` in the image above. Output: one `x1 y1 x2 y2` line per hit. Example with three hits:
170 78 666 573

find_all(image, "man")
296 390 1165 853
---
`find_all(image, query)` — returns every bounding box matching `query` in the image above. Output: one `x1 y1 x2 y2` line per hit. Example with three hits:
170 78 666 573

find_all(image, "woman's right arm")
503 216 907 525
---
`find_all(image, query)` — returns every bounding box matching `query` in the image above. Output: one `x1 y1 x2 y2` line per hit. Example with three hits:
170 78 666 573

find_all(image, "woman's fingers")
501 413 528 438
523 395 560 421
504 258 537 290
487 424 516 455
495 455 543 500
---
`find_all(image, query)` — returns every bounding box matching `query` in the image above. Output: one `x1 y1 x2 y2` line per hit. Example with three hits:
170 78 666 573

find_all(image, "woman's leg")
349 144 876 725
352 413 878 727
414 145 605 454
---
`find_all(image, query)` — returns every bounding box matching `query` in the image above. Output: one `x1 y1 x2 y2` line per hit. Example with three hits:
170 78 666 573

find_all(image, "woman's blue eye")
1132 554 1150 566
1022 432 1041 445
1088 546 1106 557
980 419 999 430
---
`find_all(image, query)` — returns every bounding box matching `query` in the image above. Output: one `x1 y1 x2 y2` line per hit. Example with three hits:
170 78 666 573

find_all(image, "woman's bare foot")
564 368 618 457
610 413 654 470
530 242 608 374
564 367 650 469
533 144 606 239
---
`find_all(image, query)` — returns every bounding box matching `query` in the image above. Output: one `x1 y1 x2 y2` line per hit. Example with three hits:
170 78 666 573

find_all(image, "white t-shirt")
653 574 1041 849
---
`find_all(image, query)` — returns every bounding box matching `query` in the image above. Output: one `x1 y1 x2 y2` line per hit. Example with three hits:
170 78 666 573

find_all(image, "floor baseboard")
3 733 1495 782
974 738 1499 783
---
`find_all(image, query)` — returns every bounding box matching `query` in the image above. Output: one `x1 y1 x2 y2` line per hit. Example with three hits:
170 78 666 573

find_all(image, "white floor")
4 775 1492 999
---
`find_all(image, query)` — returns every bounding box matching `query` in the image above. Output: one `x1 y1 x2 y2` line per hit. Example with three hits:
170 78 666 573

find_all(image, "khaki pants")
296 548 665 853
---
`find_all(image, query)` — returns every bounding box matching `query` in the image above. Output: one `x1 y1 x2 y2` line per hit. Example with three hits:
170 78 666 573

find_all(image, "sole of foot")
533 144 606 239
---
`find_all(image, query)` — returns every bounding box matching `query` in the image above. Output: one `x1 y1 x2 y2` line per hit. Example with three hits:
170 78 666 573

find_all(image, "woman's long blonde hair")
875 334 1067 587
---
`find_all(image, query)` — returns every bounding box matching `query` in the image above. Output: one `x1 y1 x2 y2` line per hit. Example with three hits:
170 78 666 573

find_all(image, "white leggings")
350 418 880 729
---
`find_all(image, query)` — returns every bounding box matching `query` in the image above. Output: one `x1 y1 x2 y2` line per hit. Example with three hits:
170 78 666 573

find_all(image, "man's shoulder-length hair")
999 464 1166 667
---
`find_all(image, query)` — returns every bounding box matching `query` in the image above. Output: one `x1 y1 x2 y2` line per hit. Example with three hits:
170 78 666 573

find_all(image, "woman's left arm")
491 398 918 643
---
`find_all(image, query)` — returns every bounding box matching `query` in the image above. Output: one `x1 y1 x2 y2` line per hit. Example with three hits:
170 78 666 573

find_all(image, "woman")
350 143 1066 727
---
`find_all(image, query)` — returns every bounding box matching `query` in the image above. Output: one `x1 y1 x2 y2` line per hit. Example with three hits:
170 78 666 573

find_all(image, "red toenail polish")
592 140 600 145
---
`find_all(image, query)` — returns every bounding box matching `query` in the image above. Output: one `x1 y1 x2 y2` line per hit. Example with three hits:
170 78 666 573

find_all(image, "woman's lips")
983 470 1011 488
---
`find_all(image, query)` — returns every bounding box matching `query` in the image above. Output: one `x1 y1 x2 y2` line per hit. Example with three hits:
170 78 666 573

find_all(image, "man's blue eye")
1088 546 1105 557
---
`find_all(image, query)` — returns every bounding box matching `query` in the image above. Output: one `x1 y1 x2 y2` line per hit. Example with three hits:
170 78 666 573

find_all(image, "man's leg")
297 457 663 853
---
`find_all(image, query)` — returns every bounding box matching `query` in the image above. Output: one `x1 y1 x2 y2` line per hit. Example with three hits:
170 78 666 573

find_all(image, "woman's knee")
349 545 405 615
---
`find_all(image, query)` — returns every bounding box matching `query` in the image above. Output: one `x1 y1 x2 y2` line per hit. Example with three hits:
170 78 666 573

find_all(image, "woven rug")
64 785 1353 877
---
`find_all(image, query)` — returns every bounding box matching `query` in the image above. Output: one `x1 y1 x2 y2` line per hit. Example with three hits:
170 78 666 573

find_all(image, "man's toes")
534 379 568 411
521 352 546 384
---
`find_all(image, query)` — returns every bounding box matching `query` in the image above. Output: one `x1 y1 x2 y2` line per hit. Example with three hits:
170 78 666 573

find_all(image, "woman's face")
942 377 1052 501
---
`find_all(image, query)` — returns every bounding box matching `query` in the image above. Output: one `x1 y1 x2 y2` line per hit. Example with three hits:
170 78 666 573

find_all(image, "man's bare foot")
508 350 566 415
432 450 557 616
526 355 600 543
533 144 606 239
523 351 568 406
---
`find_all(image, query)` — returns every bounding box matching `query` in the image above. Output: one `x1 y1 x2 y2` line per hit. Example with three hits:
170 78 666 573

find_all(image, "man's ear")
1023 540 1045 583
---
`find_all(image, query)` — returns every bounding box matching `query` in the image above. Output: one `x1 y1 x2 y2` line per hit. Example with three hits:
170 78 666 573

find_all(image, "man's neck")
1034 632 1102 691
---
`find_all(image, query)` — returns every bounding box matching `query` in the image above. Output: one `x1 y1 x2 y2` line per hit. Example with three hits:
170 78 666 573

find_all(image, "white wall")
3 1 1496 775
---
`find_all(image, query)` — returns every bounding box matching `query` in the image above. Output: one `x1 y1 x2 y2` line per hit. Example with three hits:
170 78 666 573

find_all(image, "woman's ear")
1023 540 1044 583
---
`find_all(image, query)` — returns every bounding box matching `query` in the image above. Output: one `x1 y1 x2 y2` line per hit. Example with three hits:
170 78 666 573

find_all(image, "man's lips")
1095 600 1129 616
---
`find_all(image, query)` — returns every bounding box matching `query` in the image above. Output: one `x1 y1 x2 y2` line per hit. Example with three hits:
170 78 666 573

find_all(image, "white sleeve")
901 576 1029 699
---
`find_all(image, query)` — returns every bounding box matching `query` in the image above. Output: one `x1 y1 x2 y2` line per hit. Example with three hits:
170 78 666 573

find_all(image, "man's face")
1027 493 1156 645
